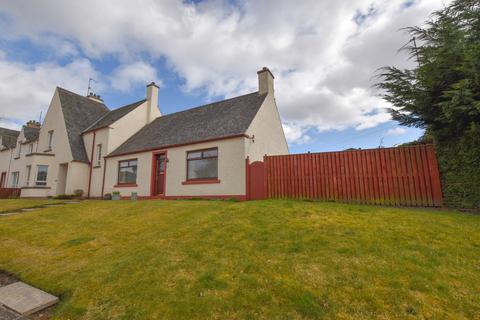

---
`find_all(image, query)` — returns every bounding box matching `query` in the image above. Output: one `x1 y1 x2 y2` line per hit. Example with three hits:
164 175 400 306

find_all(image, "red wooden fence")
0 188 21 199
262 145 443 207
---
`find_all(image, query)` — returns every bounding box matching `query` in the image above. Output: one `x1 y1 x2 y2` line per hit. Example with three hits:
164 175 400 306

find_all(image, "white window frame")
28 143 33 154
47 131 53 150
16 142 21 157
96 144 102 167
26 165 32 186
35 165 48 186
11 171 19 188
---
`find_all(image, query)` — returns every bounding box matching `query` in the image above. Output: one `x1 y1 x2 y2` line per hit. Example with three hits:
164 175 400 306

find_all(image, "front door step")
0 282 58 315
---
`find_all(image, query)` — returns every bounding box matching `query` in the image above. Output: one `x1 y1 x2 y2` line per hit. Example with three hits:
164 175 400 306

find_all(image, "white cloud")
109 62 161 92
385 127 407 136
282 123 312 144
0 0 447 142
0 53 100 129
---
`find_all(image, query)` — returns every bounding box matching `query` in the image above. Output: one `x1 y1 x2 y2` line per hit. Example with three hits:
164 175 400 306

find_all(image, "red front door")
0 172 6 188
154 154 166 195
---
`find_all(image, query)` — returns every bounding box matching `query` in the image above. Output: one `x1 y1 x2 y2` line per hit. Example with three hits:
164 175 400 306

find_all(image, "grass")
0 199 67 212
0 200 479 319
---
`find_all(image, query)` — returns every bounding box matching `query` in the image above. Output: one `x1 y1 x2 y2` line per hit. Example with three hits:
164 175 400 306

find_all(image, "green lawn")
0 199 67 213
0 200 479 319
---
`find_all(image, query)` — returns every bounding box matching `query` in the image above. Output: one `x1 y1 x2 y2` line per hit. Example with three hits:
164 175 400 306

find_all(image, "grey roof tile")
57 87 109 162
83 99 146 133
109 91 267 157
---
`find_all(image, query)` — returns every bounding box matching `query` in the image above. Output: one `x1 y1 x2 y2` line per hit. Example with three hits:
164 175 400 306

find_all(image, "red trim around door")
150 150 168 196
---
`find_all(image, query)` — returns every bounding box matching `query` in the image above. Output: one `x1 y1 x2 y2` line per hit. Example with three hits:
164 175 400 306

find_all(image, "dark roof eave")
105 133 249 159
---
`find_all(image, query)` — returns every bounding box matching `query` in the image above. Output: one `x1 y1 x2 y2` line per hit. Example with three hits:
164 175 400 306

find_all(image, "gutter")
105 134 249 159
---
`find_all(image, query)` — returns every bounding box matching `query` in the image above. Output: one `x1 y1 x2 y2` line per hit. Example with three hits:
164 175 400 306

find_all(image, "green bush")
55 194 75 200
436 124 480 209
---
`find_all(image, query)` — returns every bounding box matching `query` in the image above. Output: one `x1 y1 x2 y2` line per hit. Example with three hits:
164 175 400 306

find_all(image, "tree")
377 0 480 209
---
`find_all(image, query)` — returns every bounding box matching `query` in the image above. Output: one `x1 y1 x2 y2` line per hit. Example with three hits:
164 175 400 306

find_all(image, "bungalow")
0 67 288 199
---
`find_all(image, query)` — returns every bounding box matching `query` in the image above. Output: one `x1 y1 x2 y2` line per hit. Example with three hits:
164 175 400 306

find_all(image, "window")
47 130 53 150
26 165 32 186
36 165 48 186
16 142 21 157
186 148 218 180
28 143 33 154
118 159 137 184
96 144 102 166
11 172 19 188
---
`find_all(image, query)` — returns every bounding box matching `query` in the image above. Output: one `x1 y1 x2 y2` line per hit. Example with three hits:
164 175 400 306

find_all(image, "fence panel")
264 145 443 207
0 188 21 199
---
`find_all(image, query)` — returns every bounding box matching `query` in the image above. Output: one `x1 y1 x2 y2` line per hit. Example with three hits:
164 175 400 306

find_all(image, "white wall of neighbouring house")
245 94 289 162
108 101 157 153
19 89 77 197
38 90 73 163
65 161 90 195
0 149 13 186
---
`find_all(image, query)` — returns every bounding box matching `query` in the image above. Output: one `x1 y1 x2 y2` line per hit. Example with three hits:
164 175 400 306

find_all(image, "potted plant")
103 193 112 200
112 191 121 201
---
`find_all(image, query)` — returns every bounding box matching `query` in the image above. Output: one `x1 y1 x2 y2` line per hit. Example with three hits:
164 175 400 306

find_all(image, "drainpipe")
87 131 96 198
101 157 107 199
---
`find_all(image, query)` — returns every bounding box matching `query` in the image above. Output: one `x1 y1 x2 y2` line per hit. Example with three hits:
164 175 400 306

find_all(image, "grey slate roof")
23 126 40 143
83 99 146 133
109 91 267 157
0 127 20 149
57 87 109 162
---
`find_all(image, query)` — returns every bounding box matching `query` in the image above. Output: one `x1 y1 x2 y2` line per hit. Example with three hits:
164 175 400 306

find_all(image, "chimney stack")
257 67 274 95
25 120 41 129
146 82 160 123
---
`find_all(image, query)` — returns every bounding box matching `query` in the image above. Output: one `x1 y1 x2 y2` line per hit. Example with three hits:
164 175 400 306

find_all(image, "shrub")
55 194 75 200
73 189 84 197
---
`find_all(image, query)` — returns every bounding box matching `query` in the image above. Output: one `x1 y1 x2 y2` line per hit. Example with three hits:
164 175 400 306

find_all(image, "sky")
0 0 447 153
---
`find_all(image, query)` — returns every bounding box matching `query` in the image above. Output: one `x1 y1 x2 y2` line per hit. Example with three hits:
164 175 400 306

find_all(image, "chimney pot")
25 120 41 129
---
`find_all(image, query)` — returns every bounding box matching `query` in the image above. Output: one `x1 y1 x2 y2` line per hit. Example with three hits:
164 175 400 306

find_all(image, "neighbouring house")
0 67 288 199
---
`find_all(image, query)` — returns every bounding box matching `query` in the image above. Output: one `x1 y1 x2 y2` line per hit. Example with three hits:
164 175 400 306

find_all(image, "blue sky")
0 0 440 153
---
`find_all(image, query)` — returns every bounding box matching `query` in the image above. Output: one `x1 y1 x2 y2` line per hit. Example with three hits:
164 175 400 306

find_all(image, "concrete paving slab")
0 282 58 315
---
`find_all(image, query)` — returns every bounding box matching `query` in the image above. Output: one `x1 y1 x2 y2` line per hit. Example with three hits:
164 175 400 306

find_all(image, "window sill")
114 183 138 187
93 165 102 168
13 156 20 160
43 148 52 153
182 179 220 185
26 152 54 157
21 186 51 189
